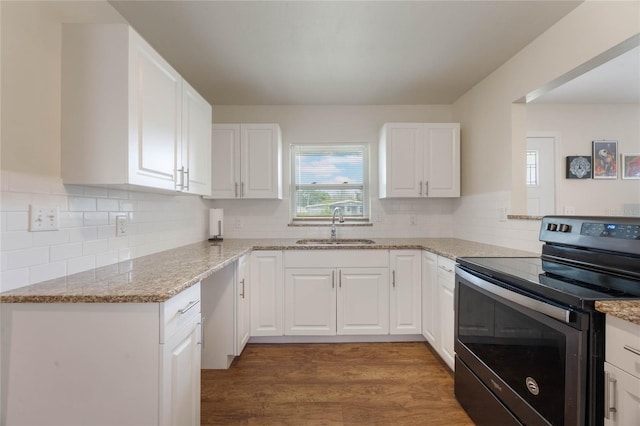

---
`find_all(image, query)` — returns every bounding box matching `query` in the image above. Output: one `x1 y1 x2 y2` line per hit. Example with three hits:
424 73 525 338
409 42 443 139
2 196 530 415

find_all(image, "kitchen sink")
296 239 377 246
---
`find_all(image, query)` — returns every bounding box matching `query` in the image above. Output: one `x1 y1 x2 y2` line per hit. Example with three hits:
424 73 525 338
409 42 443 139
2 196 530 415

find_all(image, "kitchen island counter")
0 238 536 303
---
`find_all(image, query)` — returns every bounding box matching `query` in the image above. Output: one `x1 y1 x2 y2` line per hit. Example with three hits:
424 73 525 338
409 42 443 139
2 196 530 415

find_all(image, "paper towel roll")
209 208 224 240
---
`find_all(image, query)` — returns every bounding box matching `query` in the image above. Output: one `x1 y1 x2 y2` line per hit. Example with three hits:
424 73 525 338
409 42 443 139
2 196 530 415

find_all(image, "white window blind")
291 145 369 220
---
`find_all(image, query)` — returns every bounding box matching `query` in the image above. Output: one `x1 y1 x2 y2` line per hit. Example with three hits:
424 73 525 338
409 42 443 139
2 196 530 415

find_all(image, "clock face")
566 156 592 179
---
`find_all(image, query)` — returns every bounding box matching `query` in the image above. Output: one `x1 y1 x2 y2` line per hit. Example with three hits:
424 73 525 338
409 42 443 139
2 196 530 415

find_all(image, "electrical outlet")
116 215 128 236
410 215 417 225
29 205 59 232
498 207 507 222
234 217 243 229
564 206 575 215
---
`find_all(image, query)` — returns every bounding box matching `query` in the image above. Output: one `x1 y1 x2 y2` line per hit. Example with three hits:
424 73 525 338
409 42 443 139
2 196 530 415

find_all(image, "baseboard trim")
248 334 426 344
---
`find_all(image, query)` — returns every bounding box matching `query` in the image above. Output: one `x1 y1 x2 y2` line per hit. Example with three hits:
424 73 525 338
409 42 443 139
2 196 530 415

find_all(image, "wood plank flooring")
201 342 474 425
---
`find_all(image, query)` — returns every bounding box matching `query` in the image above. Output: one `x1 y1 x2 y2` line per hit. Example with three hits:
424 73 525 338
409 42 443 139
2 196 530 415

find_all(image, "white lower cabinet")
389 250 422 334
284 266 390 336
235 254 251 355
604 315 640 425
421 250 456 370
436 256 456 370
283 250 396 336
421 251 438 346
0 283 201 426
250 251 284 336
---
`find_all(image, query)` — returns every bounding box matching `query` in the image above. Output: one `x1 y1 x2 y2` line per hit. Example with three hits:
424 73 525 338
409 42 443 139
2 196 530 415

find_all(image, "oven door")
455 267 589 426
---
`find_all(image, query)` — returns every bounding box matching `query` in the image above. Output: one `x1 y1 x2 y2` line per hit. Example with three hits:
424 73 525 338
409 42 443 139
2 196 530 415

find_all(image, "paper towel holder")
208 219 223 241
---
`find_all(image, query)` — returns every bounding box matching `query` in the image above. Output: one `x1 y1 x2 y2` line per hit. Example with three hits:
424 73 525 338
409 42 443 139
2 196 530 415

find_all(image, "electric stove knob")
559 224 571 232
548 223 558 231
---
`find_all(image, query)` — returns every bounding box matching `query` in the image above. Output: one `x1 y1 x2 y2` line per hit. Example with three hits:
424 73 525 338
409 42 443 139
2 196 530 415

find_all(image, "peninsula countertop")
0 238 536 304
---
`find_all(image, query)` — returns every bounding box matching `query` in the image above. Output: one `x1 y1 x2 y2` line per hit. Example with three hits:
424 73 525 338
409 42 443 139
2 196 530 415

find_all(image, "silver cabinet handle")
425 181 429 197
183 169 190 191
200 316 206 348
605 371 617 419
624 345 640 357
179 299 199 315
392 270 396 288
240 278 245 299
235 182 238 198
419 181 422 196
241 182 245 197
331 270 335 289
339 270 342 288
175 166 185 190
439 265 453 273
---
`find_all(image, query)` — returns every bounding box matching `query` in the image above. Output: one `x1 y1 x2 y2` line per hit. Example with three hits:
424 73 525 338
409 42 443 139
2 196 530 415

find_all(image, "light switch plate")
29 205 59 232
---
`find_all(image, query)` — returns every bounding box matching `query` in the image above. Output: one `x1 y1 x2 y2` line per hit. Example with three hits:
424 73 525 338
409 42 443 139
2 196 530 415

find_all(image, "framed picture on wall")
565 156 592 179
622 153 640 179
592 140 618 179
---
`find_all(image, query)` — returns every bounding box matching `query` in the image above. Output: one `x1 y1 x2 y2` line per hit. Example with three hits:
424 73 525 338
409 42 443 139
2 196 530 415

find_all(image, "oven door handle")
457 268 572 324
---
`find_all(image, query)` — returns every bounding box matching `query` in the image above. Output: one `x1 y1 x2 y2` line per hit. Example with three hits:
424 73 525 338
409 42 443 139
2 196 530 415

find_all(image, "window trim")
290 144 370 223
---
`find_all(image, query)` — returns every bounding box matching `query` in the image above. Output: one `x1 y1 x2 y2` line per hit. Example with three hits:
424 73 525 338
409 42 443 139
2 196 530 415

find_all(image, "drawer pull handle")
605 371 617 419
439 265 453 273
623 345 640 357
179 300 199 315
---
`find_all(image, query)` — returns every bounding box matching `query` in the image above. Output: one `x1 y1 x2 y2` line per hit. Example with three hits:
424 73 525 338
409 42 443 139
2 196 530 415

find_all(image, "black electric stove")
454 216 640 426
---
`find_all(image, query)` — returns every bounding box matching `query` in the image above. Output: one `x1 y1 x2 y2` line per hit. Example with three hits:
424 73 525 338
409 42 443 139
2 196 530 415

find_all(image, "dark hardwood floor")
201 342 474 425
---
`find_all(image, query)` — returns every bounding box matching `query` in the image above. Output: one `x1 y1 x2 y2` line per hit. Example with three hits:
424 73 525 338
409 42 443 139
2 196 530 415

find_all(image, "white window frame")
290 144 370 222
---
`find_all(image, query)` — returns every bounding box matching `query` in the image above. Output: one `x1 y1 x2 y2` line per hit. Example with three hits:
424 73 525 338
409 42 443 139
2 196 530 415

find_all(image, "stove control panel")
540 216 640 256
581 222 640 240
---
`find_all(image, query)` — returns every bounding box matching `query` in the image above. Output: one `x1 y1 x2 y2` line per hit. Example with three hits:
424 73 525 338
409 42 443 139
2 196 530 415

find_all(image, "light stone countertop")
0 238 536 304
595 300 640 326
1 237 637 325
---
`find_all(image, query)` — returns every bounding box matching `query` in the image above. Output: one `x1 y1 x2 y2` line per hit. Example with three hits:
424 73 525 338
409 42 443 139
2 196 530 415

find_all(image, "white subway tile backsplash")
82 186 109 198
95 251 119 268
1 231 33 251
83 239 109 256
29 261 66 284
108 237 129 251
5 212 29 231
59 212 84 228
6 246 49 269
32 230 70 247
67 255 96 275
1 268 30 292
98 225 116 240
68 197 97 212
68 227 98 243
0 192 31 212
50 242 83 262
83 211 109 226
97 198 119 212
108 189 129 199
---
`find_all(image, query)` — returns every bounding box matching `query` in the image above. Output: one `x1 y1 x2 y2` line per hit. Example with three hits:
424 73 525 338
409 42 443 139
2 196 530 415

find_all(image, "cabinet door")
181 80 212 195
424 124 460 198
210 124 241 198
250 251 284 336
337 267 389 335
235 255 251 355
437 257 456 370
390 250 422 334
241 124 283 199
380 123 424 198
604 362 640 426
421 251 438 346
162 319 201 426
284 268 336 336
128 31 181 190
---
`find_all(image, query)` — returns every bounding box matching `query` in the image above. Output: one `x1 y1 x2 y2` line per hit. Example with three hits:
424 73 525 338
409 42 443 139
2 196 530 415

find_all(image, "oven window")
458 282 566 425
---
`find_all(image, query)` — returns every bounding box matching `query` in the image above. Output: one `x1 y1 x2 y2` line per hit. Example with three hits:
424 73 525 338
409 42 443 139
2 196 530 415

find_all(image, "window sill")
288 222 373 227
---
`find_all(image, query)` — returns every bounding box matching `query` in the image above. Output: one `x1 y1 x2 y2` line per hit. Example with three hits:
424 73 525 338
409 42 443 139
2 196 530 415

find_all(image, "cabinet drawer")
284 250 388 268
606 315 640 379
161 282 201 343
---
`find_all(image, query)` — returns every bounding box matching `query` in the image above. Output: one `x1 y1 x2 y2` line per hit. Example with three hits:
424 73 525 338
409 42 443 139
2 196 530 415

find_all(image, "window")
526 150 539 186
291 145 369 221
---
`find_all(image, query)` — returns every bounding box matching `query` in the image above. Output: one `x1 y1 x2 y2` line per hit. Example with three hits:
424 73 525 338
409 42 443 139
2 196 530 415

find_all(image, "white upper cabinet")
61 24 212 195
209 123 283 199
379 123 460 198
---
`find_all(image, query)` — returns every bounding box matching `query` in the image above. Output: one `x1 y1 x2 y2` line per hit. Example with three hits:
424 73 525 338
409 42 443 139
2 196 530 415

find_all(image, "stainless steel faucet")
331 207 344 239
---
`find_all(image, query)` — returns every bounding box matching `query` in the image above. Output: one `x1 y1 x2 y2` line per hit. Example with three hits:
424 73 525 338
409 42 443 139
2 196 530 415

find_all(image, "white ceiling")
109 0 582 106
531 45 640 104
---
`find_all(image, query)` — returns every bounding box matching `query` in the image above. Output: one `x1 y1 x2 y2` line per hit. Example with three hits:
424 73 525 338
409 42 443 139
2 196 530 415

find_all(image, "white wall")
0 1 211 291
452 1 640 250
210 105 458 239
527 103 640 216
